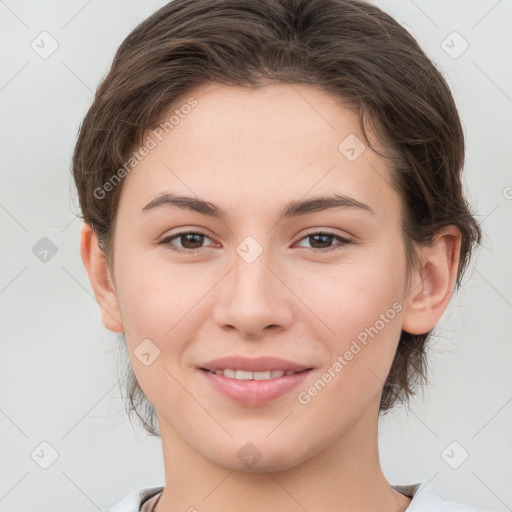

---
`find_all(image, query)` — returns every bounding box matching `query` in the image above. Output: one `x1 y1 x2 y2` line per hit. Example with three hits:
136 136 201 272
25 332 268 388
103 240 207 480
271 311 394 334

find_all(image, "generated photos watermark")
297 301 403 405
93 97 198 200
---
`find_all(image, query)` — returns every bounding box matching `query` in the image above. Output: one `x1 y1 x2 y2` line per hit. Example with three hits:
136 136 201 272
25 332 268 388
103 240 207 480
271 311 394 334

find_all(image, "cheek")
294 280 404 421
298 245 407 384
305 252 405 336
113 250 206 348
113 258 206 406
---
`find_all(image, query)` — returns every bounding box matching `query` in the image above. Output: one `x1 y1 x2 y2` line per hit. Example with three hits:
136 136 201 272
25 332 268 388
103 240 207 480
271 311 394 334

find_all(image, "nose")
212 240 294 340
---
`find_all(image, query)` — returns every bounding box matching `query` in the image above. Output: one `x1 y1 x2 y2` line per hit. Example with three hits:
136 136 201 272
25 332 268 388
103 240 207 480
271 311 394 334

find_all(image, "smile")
199 367 313 405
202 368 304 380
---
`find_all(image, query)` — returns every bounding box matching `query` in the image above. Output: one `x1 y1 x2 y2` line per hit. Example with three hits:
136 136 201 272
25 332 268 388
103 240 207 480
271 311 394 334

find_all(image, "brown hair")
72 0 481 436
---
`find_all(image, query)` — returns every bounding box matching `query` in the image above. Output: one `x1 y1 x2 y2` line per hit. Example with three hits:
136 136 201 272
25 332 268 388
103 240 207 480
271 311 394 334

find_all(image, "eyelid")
299 228 352 240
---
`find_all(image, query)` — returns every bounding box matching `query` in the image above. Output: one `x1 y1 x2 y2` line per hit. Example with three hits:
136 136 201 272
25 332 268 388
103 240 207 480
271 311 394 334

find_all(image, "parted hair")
72 0 481 436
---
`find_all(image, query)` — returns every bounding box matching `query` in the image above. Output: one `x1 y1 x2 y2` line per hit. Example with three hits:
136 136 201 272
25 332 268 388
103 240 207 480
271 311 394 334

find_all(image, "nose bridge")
231 234 279 302
213 233 293 336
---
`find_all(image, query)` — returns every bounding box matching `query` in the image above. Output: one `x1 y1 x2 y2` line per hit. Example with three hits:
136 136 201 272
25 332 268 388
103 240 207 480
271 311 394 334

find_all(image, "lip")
198 356 312 373
200 367 313 405
197 356 314 406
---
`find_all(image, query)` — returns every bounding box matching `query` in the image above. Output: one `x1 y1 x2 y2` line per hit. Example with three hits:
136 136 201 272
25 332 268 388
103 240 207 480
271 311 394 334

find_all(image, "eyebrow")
141 192 375 219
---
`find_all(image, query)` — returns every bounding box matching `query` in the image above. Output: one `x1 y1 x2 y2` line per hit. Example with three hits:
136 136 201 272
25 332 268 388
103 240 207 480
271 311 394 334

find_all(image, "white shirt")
106 482 486 511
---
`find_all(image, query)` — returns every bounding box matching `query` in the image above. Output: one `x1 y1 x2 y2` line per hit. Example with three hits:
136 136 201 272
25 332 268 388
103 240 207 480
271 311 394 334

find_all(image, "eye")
160 230 352 254
295 230 352 252
159 231 215 253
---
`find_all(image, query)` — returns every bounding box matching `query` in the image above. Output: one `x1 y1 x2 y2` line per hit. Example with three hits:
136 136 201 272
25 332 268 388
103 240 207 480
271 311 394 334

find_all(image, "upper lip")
199 356 313 373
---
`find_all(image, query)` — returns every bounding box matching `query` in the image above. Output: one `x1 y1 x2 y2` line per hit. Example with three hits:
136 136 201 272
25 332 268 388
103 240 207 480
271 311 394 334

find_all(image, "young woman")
72 0 483 510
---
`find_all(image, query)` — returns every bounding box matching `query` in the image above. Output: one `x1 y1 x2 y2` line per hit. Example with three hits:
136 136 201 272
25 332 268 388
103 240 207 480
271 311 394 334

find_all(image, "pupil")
182 233 203 249
311 234 331 249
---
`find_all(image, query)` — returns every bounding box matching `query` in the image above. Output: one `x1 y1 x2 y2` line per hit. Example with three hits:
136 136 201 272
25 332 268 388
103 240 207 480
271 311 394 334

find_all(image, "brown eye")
160 231 213 253
296 231 351 251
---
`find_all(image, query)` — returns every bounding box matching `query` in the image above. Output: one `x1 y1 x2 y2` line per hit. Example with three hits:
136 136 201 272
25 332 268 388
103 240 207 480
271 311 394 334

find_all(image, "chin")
202 436 313 474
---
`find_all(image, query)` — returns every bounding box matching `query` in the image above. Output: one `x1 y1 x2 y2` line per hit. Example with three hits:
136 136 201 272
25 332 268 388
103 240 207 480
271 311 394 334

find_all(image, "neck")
154 404 410 512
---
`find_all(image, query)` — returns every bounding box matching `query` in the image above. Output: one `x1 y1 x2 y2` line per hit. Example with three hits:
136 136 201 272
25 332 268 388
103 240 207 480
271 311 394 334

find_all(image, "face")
106 83 412 472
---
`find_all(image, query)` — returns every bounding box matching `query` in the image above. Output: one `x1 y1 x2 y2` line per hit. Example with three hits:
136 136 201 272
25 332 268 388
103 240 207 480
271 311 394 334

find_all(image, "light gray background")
1 1 511 511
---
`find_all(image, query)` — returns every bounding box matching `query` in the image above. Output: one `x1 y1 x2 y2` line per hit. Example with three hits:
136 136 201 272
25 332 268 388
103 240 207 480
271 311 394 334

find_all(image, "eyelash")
159 230 352 254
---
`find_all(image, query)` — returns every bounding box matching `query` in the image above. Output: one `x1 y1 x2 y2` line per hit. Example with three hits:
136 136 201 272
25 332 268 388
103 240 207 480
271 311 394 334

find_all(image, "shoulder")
106 485 164 512
394 482 488 511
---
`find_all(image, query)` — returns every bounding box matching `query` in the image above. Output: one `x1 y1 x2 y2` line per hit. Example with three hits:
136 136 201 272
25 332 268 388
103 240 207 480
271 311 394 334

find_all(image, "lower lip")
199 369 313 405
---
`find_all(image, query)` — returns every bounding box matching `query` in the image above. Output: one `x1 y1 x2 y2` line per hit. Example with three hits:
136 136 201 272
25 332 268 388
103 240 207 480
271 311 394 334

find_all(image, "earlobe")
79 223 125 333
401 226 461 335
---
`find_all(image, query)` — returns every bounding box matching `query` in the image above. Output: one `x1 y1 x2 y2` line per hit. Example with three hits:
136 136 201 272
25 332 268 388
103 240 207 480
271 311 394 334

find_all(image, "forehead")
117 83 401 223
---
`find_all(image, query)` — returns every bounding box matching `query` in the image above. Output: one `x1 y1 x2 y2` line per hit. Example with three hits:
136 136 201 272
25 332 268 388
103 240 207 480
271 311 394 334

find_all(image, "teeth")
254 371 271 380
210 368 300 380
235 370 254 380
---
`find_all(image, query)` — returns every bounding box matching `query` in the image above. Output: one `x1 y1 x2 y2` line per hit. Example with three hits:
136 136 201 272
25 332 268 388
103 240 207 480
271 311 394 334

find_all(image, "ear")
401 225 461 335
80 222 125 333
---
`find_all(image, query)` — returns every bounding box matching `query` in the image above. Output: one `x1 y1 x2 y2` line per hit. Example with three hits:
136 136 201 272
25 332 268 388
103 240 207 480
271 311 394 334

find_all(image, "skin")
81 83 461 512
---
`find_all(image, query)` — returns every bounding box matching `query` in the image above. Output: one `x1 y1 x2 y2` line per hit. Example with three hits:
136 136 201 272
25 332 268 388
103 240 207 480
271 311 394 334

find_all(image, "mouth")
197 355 315 405
198 366 314 405
199 367 312 380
